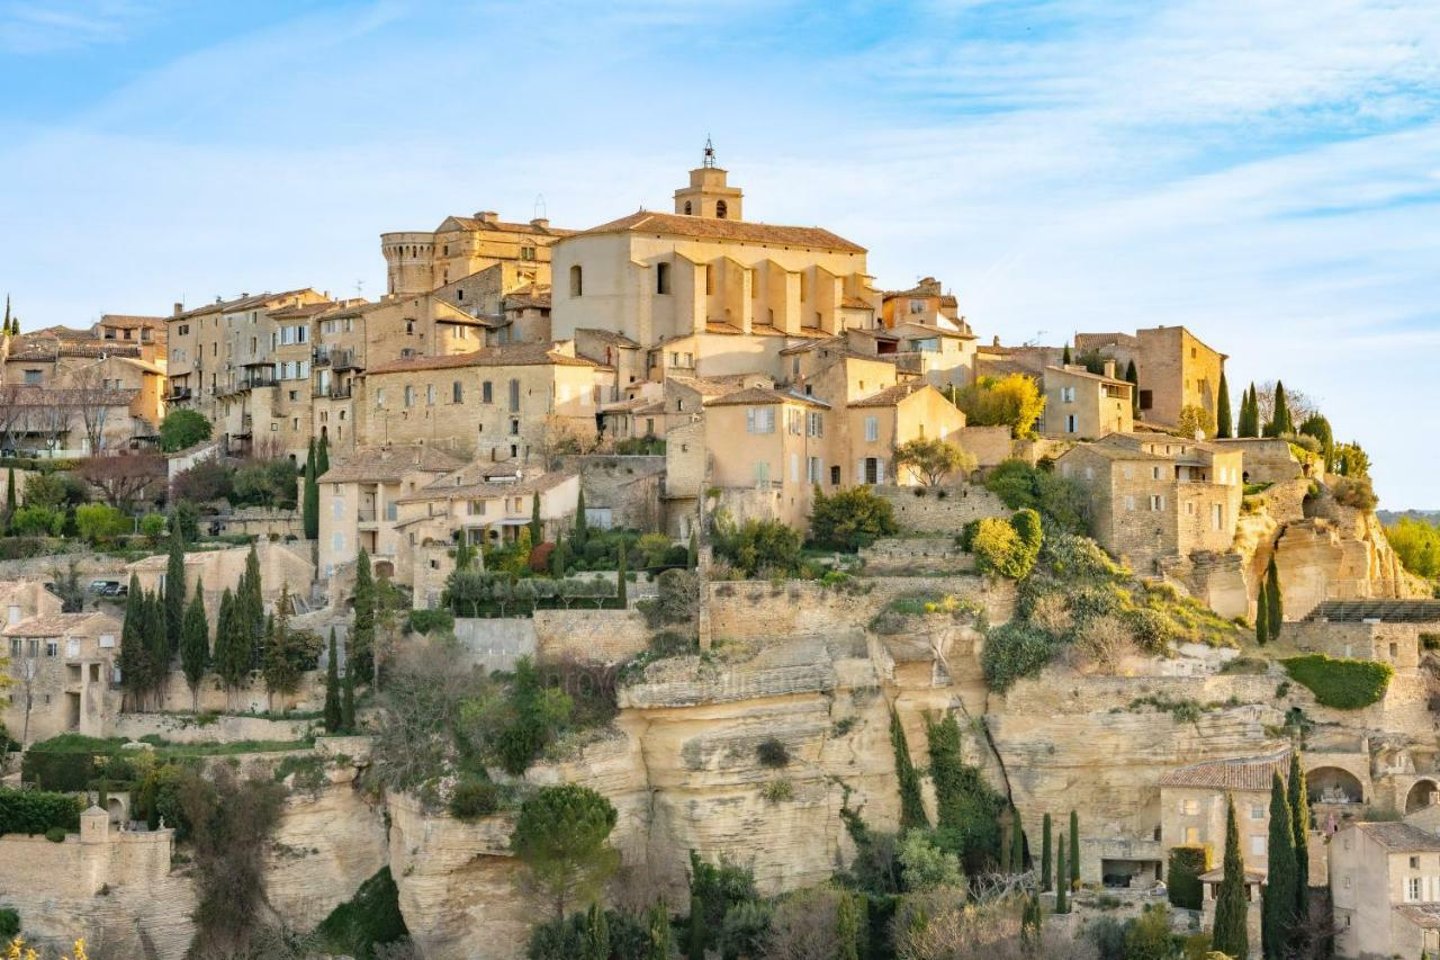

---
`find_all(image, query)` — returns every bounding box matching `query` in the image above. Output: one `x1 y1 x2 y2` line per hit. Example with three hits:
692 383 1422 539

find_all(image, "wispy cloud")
0 0 158 54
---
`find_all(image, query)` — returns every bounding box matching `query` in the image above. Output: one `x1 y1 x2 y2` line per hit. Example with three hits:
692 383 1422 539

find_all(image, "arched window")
683 201 692 215
570 265 583 297
656 262 671 295
716 200 728 219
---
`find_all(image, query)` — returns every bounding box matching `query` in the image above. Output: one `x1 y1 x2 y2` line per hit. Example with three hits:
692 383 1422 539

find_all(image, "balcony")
167 386 192 402
357 506 377 524
314 383 352 400
332 349 361 372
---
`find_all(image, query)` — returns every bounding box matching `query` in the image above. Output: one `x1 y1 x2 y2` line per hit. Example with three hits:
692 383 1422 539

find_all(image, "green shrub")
808 485 898 551
159 409 213 453
313 867 409 959
714 518 803 578
75 503 131 542
1166 844 1209 909
760 779 793 802
756 738 791 769
1282 654 1393 709
0 907 18 939
10 505 65 537
449 779 500 821
0 787 83 836
44 826 68 843
971 515 1039 580
982 622 1059 693
406 608 455 635
1331 476 1378 511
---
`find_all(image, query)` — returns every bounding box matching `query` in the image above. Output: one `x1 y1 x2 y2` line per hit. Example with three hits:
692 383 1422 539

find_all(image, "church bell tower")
674 138 744 220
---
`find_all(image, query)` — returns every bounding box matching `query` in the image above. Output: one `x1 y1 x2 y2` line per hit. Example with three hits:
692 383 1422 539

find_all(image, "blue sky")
2 0 1437 506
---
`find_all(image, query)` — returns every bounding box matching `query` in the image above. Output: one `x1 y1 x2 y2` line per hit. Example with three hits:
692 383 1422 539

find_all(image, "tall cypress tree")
1211 795 1249 960
583 902 610 960
1288 752 1310 917
165 535 187 658
1266 555 1283 641
4 465 16 516
1262 772 1298 959
316 432 330 477
302 440 319 541
342 655 357 733
1069 810 1080 890
1009 809 1025 873
1216 370 1233 439
323 627 342 733
144 588 168 706
1267 381 1294 437
353 549 376 682
180 581 209 711
1055 836 1068 913
1256 582 1270 645
890 709 929 832
1062 344 1072 366
1238 385 1258 438
1041 813 1053 892
119 573 145 707
686 894 706 960
529 493 543 544
214 588 250 694
617 542 628 608
1124 360 1139 416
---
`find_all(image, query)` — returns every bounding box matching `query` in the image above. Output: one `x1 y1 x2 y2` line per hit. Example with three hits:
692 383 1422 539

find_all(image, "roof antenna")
533 194 548 220
703 135 716 169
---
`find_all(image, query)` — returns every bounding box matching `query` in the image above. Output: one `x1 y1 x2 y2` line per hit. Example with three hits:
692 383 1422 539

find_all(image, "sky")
1 0 1437 506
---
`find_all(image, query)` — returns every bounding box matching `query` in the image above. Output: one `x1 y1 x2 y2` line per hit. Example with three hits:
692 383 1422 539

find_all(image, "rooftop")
1351 821 1440 853
705 386 829 409
1157 749 1291 792
1307 600 1440 624
848 382 939 408
399 464 576 504
365 341 596 376
319 445 468 484
575 210 866 254
2 611 114 638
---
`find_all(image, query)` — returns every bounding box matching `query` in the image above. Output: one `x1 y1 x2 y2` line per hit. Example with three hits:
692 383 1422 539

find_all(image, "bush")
808 485 898 551
314 867 410 960
10 504 64 537
637 568 699 629
449 779 500 821
0 907 17 940
173 459 234 504
45 826 67 843
982 622 1059 693
1282 654 1393 709
714 517 802 578
0 787 82 836
1331 476 1378 511
406 608 455 635
983 460 1089 534
75 502 131 542
970 510 1042 580
756 738 791 768
1167 844 1209 909
159 409 213 452
139 513 168 541
760 779 793 802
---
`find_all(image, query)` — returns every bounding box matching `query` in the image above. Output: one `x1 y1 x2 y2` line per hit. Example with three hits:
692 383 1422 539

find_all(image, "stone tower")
673 139 743 221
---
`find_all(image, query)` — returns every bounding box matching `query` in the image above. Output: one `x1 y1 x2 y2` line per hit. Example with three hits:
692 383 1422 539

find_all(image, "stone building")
880 276 966 332
1331 821 1440 959
1074 326 1225 430
356 340 600 462
381 210 570 299
1040 363 1134 440
1057 432 1243 574
1289 599 1440 676
1158 749 1291 878
127 541 317 628
2 586 122 743
702 386 833 529
846 382 968 486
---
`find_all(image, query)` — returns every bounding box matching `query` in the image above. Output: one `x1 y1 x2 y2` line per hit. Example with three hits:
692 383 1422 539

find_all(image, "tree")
808 485 899 551
1124 360 1140 415
158 409 212 452
1009 809 1025 873
324 628 342 733
316 432 330 477
1062 344 1072 366
1216 371 1233 440
1332 441 1370 479
1255 581 1270 646
1041 813 1053 892
74 503 129 542
687 530 698 570
165 536 187 658
1175 404 1216 440
617 541 628 608
213 588 251 696
713 517 802 577
4 466 16 519
948 374 1046 439
353 549 377 683
646 901 672 960
1069 810 1080 891
262 585 302 711
1298 414 1334 472
1238 385 1260 438
1264 381 1294 438
180 582 209 711
530 493 543 544
1262 772 1298 959
119 573 146 708
890 708 929 832
1288 752 1310 918
302 440 319 541
894 437 976 486
65 363 121 455
342 653 357 733
511 784 619 922
574 488 589 548
686 893 705 960
75 453 166 509
1211 795 1249 960
1055 834 1068 913
1266 555 1283 641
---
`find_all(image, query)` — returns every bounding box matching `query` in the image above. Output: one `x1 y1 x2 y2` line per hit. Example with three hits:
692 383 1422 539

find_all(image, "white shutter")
790 453 799 482
855 459 864 483
876 459 886 484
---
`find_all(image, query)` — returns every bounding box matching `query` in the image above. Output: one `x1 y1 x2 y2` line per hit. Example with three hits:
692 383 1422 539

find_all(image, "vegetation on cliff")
1281 654 1393 709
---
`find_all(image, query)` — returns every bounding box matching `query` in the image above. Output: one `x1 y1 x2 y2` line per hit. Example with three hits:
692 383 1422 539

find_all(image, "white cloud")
0 0 157 54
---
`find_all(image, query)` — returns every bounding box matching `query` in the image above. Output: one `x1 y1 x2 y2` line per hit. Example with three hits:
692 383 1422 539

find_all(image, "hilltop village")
0 148 1437 960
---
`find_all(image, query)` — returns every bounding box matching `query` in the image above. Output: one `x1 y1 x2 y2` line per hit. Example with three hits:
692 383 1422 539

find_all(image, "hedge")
21 736 137 792
1281 654 1393 710
0 788 82 837
1167 844 1209 910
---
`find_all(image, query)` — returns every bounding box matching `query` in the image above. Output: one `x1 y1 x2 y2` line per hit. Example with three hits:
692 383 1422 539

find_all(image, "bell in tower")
674 139 743 220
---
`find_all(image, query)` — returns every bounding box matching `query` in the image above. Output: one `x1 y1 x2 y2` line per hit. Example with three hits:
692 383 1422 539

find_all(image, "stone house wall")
872 484 1009 535
1287 620 1426 673
556 454 667 532
534 609 653 665
954 425 1014 468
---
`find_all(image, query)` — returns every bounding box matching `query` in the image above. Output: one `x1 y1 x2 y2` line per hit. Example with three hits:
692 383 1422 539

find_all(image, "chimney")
475 211 499 224
173 302 184 317
1103 359 1117 379
530 217 550 231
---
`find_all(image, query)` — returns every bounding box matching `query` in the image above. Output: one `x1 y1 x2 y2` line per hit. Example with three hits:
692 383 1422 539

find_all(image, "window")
468 500 487 516
716 199 728 219
1409 877 1424 902
1411 856 1421 869
99 633 115 648
807 457 823 483
753 461 770 485
1181 799 1200 815
1065 414 1077 434
509 419 520 436
482 381 493 404
684 201 692 215
426 384 436 406
705 264 715 296
656 262 671 295
1212 504 1224 530
1184 827 1200 844
1061 386 1075 403
570 265 583 297
1250 803 1265 820
403 386 414 408
746 407 775 434
45 640 58 658
1150 494 1166 511
453 381 463 403
23 370 41 385
508 378 520 412
786 408 803 435
864 416 879 442
830 465 841 486
1249 835 1265 856
790 453 799 482
375 388 385 408
456 289 464 302
521 246 536 261
1152 466 1162 480
909 298 926 314
806 412 824 437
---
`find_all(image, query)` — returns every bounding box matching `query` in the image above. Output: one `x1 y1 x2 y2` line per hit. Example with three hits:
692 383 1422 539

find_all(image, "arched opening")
1408 779 1440 813
683 201 692 215
570 264 583 297
656 262 671 295
1308 766 1364 806
374 560 395 580
715 200 728 219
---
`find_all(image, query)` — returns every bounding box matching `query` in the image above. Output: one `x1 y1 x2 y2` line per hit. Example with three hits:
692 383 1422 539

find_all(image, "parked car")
89 580 126 597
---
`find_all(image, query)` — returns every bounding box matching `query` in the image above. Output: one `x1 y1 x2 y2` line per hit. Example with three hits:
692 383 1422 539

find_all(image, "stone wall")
110 711 317 745
858 537 977 575
154 666 326 715
453 617 537 673
534 609 653 665
872 484 1010 535
557 454 667 532
1214 438 1308 485
954 426 1015 468
210 507 305 540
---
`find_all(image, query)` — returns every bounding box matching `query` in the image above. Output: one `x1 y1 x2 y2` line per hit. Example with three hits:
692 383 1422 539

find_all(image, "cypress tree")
323 627 342 733
302 440 319 541
1211 795 1250 960
1238 385 1258 438
1070 810 1080 890
1216 370 1233 439
1262 772 1298 960
1266 555 1283 641
583 902 610 960
617 541 628 608
1267 381 1294 437
890 709 929 832
574 488 588 548
529 493 543 545
165 535 187 658
5 465 16 515
214 588 250 693
686 894 705 960
1041 813 1053 892
646 901 671 960
551 529 567 577
1055 836 1068 913
144 588 168 706
342 651 357 733
316 432 330 477
1062 343 1072 366
243 545 264 642
1256 582 1270 645
836 892 862 960
353 549 376 682
180 582 209 711
1288 752 1310 916
1010 809 1025 873
1124 360 1139 415
119 573 145 706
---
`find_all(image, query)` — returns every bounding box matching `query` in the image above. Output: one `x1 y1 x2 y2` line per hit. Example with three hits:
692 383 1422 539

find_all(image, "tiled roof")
704 321 745 335
319 445 468 484
1396 903 1440 929
441 216 575 237
365 342 596 375
574 328 641 349
667 374 760 398
3 612 113 638
1045 364 1130 387
576 210 866 254
268 302 337 320
705 386 829 409
171 289 321 320
27 325 96 340
99 315 167 329
1157 749 1290 791
1353 822 1440 852
0 385 137 406
1307 600 1440 624
848 382 936 409
841 296 875 310
399 465 575 504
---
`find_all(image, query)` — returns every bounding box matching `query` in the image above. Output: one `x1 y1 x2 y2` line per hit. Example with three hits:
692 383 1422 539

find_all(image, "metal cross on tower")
703 136 716 168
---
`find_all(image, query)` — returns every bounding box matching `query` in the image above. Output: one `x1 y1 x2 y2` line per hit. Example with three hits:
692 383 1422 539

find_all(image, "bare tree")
76 453 166 509
26 390 75 455
64 363 132 455
1254 381 1319 432
0 385 27 453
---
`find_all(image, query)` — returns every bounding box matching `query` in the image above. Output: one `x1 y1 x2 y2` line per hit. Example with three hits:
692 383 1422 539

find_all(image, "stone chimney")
474 211 500 224
1103 359 1117 379
172 302 184 317
530 217 550 231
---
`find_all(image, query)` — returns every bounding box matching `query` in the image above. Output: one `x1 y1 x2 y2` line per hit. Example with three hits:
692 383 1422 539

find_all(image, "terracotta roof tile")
319 445 468 484
848 382 937 408
705 386 829 409
365 341 596 375
400 466 576 504
576 210 866 254
1354 822 1440 852
1157 749 1290 791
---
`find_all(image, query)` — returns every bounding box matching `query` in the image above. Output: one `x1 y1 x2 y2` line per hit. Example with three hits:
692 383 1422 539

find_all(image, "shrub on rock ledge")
1282 654 1392 709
